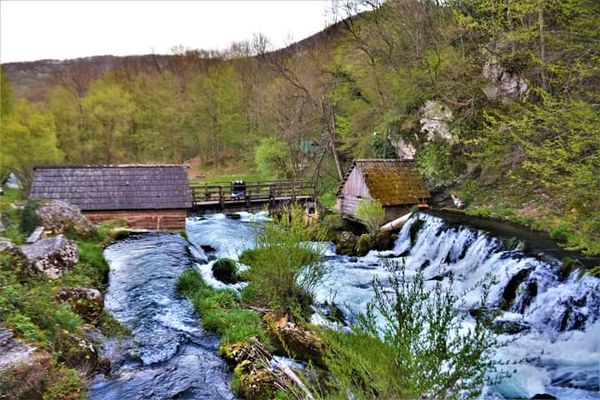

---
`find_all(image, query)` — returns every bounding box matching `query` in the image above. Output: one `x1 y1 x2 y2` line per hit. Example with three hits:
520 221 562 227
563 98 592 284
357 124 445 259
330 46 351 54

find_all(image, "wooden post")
219 186 224 209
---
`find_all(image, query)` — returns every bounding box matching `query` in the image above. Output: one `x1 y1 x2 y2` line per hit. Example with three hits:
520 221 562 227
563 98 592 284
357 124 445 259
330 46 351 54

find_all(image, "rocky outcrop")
419 100 454 142
56 287 103 321
35 200 96 236
482 61 528 100
0 328 53 399
21 234 79 279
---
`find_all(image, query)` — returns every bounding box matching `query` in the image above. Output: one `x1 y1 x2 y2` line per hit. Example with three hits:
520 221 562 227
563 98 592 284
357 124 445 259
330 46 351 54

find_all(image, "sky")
0 0 334 63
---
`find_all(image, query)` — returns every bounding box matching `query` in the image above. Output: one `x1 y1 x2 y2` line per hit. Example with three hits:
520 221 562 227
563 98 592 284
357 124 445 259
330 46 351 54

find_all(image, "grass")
177 268 267 345
0 192 130 398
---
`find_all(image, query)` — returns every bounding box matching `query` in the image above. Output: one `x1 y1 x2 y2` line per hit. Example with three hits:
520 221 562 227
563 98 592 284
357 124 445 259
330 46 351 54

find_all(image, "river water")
90 212 599 400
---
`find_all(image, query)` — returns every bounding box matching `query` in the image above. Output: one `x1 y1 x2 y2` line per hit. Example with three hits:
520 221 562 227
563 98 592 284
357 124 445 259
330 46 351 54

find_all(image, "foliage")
321 261 501 400
254 138 292 180
212 258 239 284
177 268 266 345
354 198 385 234
19 199 42 236
371 132 397 159
239 206 327 317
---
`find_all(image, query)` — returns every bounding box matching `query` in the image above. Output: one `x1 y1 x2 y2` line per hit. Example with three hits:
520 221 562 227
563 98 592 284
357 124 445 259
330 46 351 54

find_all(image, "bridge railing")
189 180 316 209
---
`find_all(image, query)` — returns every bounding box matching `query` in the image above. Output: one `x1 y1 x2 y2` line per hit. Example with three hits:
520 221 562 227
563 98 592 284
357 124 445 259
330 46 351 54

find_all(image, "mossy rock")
234 360 277 400
336 231 357 256
263 313 324 366
355 234 371 257
212 258 239 284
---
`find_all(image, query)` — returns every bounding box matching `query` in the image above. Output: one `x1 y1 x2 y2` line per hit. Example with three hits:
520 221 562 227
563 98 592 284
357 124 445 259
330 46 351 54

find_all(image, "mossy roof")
339 159 430 206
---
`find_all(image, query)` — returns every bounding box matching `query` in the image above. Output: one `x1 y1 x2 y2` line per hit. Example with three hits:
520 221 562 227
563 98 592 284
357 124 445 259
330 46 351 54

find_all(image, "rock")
336 231 357 256
420 100 454 142
491 320 532 335
56 287 103 321
35 199 96 236
0 328 53 399
226 213 242 220
264 313 324 366
530 394 558 400
370 231 395 251
21 234 79 279
482 61 528 100
426 275 444 281
355 234 371 257
212 258 239 284
25 226 45 243
0 237 20 255
451 193 465 209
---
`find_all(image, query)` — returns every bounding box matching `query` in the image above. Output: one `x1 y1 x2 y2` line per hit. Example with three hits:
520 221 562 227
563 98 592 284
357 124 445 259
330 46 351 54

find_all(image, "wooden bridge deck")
189 181 316 213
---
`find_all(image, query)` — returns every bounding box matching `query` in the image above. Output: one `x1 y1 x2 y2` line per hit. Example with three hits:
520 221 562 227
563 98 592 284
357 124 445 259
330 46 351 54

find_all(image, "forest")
1 0 599 255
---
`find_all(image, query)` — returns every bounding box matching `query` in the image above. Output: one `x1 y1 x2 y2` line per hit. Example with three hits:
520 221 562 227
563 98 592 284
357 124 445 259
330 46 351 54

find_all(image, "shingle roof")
338 159 430 206
30 165 192 211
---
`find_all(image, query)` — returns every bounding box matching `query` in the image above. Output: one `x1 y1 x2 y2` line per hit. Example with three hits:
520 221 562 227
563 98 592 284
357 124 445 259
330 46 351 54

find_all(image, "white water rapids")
91 212 599 399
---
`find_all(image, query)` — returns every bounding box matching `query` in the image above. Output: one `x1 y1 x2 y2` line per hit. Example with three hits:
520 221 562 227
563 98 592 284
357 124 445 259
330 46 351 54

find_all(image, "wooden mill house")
336 159 430 222
29 165 192 230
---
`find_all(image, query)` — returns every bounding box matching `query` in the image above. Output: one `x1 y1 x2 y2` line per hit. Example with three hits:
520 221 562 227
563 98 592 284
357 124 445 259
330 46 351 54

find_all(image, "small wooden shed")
336 159 430 222
29 165 192 230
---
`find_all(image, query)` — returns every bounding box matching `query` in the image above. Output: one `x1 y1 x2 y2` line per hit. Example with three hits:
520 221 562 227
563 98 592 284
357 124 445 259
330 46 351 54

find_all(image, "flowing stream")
88 233 234 400
90 212 599 400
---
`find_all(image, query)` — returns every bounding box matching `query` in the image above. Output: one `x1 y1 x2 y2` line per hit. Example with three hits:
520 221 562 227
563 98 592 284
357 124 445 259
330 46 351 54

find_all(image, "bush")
19 199 42 236
321 261 501 400
239 206 327 318
355 198 385 234
212 258 239 284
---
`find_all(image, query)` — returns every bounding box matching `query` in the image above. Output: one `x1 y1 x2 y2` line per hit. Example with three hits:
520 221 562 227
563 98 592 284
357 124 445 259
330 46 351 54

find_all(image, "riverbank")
0 191 128 399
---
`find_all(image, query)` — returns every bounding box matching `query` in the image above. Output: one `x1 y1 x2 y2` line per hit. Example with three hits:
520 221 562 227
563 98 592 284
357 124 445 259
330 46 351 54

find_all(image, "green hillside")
1 0 599 254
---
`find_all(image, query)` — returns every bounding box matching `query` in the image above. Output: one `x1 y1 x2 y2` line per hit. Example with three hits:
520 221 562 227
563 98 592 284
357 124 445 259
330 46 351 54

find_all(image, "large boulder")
56 287 103 321
21 234 79 279
35 200 95 236
0 237 21 255
0 328 53 399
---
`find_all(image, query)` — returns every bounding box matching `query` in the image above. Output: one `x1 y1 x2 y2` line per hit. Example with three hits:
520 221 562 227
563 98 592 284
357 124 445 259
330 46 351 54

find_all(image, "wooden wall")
84 209 187 230
339 167 371 218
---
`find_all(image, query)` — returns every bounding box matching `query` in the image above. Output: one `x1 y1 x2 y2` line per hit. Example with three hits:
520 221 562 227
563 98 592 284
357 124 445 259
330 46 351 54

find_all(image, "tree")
254 137 291 179
81 80 135 164
0 100 63 188
1 67 14 117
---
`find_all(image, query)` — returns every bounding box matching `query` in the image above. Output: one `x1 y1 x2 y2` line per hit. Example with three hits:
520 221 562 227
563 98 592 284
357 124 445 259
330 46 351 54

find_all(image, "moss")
355 234 371 256
212 258 239 284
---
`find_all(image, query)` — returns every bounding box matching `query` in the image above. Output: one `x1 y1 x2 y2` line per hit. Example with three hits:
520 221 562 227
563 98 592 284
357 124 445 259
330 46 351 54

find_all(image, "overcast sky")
1 0 334 63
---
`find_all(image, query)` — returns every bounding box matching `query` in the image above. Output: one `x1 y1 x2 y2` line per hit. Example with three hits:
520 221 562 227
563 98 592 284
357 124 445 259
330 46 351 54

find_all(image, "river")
89 211 599 400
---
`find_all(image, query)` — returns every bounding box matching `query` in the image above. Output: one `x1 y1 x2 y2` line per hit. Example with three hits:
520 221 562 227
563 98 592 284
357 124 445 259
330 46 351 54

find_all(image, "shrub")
355 198 385 234
212 258 239 284
239 206 327 318
321 261 501 400
19 199 42 236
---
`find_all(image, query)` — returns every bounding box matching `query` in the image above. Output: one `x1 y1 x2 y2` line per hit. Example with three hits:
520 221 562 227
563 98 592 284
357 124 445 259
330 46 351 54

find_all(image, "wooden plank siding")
84 209 186 230
339 167 370 217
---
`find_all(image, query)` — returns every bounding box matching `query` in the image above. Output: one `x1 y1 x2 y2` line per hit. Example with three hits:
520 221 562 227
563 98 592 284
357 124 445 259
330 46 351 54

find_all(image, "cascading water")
314 213 600 400
91 211 598 400
88 233 234 400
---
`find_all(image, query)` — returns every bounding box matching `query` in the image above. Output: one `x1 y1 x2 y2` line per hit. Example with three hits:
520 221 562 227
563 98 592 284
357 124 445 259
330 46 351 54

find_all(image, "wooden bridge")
189 181 316 214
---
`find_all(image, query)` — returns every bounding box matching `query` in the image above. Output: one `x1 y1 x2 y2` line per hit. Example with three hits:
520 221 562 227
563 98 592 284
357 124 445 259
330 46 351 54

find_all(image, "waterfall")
315 213 600 400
